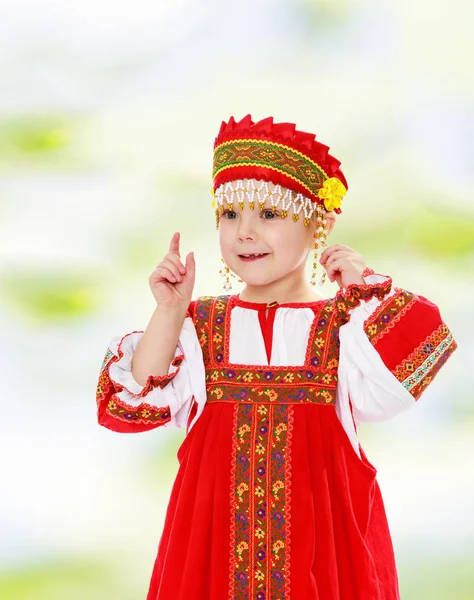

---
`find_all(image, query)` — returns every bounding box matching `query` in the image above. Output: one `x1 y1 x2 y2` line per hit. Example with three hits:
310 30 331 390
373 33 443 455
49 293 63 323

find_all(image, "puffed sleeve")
96 301 207 434
335 268 457 434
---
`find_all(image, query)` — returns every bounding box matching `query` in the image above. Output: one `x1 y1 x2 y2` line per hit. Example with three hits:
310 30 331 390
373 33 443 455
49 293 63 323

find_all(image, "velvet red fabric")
147 402 399 600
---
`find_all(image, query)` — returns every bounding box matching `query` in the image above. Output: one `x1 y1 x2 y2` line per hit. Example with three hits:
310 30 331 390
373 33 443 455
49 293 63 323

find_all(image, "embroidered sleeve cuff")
362 291 458 401
394 324 457 400
335 268 393 318
108 331 184 398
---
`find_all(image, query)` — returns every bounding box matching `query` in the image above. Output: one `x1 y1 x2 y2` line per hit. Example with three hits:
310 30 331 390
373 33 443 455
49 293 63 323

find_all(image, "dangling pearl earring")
318 231 328 287
218 258 242 293
310 236 319 287
310 205 328 287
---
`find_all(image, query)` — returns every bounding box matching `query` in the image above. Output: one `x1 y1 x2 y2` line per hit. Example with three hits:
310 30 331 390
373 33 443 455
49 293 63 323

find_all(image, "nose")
238 228 257 242
237 216 257 242
238 232 256 242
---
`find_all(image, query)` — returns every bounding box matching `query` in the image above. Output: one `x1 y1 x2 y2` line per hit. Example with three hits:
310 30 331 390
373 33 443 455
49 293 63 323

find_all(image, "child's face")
218 179 323 288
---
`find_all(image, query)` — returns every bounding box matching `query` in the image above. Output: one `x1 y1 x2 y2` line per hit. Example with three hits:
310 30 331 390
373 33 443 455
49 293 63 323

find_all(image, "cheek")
273 224 310 257
218 227 235 262
218 224 231 246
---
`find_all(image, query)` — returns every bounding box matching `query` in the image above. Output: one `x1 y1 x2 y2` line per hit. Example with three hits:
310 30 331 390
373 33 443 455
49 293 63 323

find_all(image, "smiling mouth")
238 253 270 261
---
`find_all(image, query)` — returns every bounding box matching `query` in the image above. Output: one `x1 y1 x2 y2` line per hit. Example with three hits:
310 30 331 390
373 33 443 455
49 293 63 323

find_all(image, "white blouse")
107 273 416 457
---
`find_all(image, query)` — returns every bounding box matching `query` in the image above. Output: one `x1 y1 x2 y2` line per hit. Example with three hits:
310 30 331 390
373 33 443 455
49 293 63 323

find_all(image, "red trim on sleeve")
186 300 196 319
98 402 171 433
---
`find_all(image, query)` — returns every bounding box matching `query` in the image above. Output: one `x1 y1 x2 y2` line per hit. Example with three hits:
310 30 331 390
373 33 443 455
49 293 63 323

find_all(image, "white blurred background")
0 0 473 598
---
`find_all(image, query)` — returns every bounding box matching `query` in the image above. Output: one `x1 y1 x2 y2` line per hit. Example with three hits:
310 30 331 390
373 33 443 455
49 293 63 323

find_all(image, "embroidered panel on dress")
230 402 293 600
393 322 457 399
193 295 216 363
193 295 340 406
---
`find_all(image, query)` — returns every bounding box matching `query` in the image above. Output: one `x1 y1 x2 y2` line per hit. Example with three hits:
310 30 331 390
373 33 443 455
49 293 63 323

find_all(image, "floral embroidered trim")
284 406 294 598
193 295 215 364
230 403 292 599
229 404 239 600
364 289 417 344
334 274 392 319
303 299 340 371
213 138 328 205
96 368 172 424
394 324 458 399
137 354 184 394
410 336 457 400
207 382 336 405
106 396 171 424
207 367 337 388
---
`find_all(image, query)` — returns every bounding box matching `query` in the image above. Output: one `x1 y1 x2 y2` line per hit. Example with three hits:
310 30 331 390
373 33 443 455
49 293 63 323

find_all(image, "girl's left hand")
319 244 367 288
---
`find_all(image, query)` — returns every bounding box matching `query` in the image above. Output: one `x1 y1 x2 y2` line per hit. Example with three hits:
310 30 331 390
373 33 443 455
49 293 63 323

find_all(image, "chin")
241 275 274 286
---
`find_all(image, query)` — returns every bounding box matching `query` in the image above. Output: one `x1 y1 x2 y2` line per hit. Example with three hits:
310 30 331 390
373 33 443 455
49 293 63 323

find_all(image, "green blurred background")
0 0 473 598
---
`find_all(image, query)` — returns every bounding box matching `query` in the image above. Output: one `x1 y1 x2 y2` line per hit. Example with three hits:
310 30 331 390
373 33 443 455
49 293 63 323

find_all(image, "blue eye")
223 210 237 219
262 209 277 219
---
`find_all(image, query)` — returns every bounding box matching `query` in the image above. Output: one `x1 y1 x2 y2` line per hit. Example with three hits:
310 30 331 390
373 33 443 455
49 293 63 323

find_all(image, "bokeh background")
1 0 473 598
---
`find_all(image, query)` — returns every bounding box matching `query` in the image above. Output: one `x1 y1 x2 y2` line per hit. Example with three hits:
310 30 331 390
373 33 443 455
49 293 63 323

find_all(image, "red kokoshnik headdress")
212 115 348 289
212 114 348 227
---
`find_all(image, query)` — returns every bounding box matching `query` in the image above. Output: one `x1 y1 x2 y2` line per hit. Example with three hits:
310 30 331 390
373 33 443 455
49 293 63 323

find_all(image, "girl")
96 115 457 599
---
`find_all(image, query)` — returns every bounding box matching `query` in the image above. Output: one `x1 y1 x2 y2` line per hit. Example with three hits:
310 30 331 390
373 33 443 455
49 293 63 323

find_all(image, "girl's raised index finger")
169 231 181 257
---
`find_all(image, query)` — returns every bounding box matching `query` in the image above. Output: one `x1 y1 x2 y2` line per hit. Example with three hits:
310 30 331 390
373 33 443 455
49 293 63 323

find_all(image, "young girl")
96 115 457 600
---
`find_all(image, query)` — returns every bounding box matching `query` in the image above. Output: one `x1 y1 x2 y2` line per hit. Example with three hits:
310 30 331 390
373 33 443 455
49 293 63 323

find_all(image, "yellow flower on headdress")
211 187 216 209
318 177 347 212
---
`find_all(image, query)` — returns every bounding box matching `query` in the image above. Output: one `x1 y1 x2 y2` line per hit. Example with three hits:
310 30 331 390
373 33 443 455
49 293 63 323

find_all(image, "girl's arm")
335 269 457 426
131 303 188 385
96 301 207 434
96 231 204 434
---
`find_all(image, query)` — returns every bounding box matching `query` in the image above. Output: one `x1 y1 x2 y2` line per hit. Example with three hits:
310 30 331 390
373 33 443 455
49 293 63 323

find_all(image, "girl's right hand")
149 232 196 309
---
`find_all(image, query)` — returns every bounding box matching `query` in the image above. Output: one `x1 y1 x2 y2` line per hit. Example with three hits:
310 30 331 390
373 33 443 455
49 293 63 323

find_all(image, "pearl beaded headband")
213 179 319 227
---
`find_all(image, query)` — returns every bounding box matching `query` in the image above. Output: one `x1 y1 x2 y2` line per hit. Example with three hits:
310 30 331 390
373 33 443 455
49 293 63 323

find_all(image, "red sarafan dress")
96 270 457 600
